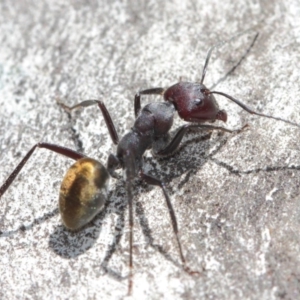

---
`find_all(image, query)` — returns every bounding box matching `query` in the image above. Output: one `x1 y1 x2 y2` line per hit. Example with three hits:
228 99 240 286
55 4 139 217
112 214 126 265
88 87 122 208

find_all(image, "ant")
1 31 300 295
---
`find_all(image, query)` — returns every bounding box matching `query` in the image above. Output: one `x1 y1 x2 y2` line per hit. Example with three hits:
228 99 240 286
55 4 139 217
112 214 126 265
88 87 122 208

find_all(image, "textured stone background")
0 1 300 299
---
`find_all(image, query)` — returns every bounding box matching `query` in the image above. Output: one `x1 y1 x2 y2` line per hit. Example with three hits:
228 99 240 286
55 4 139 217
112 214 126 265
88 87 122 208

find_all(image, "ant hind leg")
139 170 201 276
0 143 85 197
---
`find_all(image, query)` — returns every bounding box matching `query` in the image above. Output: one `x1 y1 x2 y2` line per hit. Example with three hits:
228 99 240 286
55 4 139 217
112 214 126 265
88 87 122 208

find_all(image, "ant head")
164 82 227 123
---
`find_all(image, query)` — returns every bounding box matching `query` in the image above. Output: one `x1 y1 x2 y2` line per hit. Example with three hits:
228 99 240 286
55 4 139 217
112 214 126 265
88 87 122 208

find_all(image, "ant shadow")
52 127 300 281
1 127 299 283
0 208 59 237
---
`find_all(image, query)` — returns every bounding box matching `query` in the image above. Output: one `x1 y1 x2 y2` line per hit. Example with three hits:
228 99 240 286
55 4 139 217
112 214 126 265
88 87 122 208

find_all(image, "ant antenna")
200 29 259 84
210 91 300 129
210 32 259 90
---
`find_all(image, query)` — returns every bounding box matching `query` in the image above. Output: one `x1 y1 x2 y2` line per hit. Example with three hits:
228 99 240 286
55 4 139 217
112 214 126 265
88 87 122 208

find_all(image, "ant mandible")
1 32 299 296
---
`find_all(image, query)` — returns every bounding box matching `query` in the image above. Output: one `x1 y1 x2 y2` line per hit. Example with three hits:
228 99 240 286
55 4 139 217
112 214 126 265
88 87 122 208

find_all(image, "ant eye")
195 98 203 106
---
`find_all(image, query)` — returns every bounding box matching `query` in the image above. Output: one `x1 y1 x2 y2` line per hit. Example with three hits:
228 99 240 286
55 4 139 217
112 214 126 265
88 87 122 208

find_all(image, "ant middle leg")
58 99 119 145
107 153 121 179
139 170 200 275
153 123 247 157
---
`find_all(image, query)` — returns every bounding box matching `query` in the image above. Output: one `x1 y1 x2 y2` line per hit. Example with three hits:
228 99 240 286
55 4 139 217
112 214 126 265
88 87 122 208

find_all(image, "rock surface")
0 1 300 299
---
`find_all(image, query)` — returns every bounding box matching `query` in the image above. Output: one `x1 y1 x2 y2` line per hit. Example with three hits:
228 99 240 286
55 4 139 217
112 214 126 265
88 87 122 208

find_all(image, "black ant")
1 32 299 295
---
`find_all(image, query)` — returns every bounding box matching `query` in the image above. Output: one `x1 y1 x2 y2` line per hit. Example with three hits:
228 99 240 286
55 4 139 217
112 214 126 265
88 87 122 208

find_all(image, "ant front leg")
134 88 165 117
58 99 119 145
154 123 247 157
139 171 200 275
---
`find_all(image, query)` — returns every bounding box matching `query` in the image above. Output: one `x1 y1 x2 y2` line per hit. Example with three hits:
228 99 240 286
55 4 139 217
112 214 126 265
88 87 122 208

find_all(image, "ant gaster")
1 32 299 295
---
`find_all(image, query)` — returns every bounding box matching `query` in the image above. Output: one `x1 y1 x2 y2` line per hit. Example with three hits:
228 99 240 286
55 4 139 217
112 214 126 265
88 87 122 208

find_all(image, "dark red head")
163 82 227 123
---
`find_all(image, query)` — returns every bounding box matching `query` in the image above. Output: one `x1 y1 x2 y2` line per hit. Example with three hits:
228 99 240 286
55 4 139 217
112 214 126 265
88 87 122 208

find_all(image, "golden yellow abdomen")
59 157 109 230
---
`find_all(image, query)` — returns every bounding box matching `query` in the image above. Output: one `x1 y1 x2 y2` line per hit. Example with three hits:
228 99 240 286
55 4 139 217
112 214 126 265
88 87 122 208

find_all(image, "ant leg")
107 153 121 179
134 88 165 117
139 171 199 275
58 100 119 145
155 123 246 157
0 143 85 197
122 150 137 296
210 91 300 129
